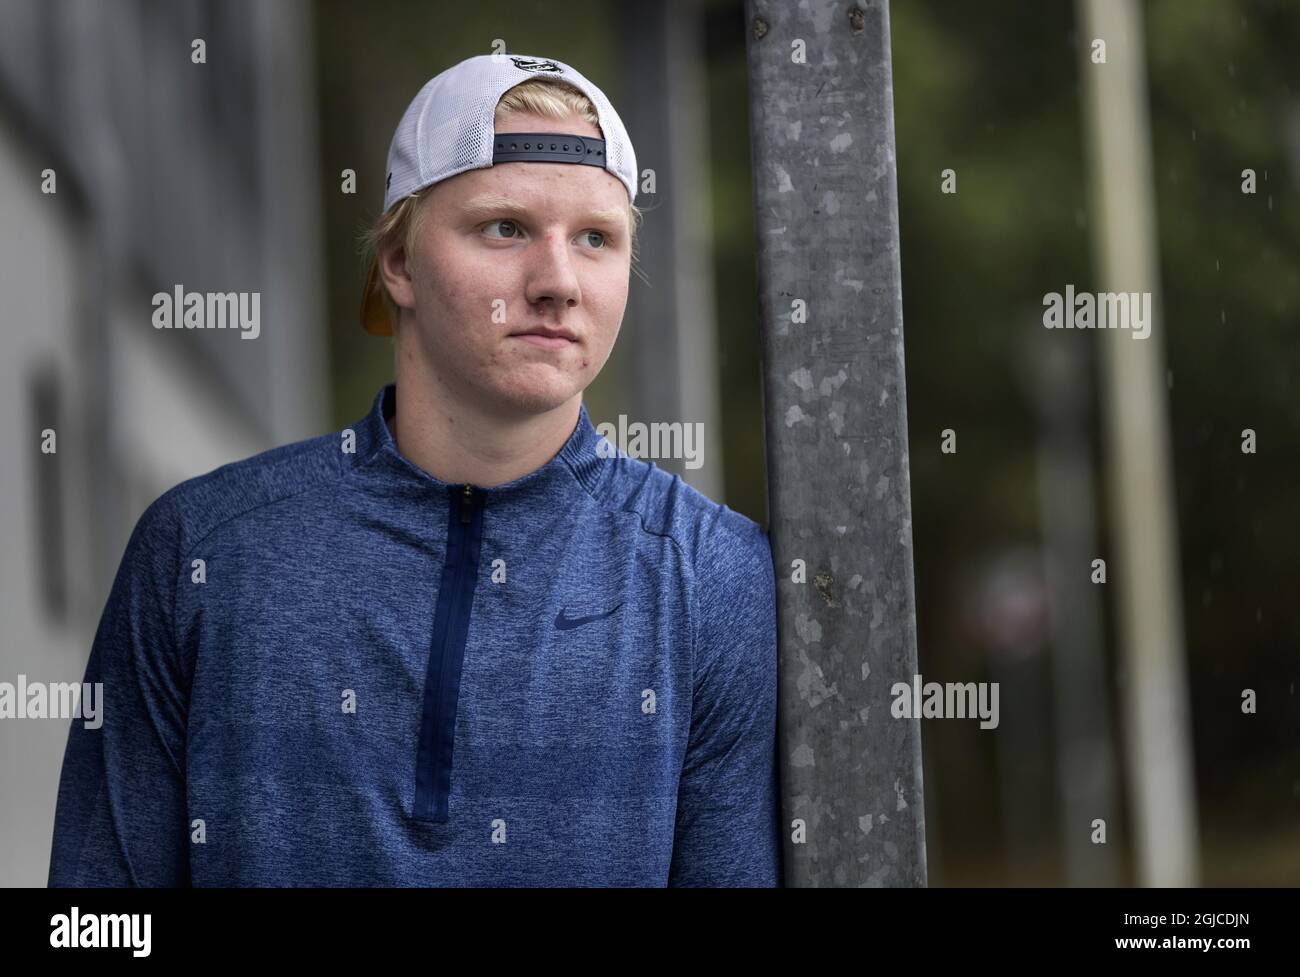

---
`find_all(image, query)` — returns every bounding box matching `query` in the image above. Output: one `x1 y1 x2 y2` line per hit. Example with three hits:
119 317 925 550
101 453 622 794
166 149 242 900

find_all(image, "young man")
48 53 781 887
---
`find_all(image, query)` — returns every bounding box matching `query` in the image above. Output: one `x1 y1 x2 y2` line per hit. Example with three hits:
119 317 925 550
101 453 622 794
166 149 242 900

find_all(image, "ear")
377 239 416 312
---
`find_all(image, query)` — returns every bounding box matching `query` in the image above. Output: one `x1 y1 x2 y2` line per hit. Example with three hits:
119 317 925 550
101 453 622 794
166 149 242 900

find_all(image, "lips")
512 326 577 342
510 326 578 350
513 332 575 350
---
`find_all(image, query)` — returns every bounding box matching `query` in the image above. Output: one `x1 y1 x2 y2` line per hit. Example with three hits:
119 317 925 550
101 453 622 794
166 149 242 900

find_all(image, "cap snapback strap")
492 133 607 166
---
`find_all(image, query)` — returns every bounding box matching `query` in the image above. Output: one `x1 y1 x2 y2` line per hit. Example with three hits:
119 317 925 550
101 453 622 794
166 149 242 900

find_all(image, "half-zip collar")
347 383 610 502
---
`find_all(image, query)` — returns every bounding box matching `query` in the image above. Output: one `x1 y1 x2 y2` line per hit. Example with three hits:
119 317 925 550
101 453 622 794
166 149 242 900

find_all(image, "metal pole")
1076 0 1199 887
745 0 925 886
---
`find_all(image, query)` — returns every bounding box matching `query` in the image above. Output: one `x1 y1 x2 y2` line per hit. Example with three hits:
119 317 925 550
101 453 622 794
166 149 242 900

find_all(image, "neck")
387 348 581 489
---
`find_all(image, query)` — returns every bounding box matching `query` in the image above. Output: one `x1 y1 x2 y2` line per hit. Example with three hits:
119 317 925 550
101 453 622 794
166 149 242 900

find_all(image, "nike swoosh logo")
554 602 624 631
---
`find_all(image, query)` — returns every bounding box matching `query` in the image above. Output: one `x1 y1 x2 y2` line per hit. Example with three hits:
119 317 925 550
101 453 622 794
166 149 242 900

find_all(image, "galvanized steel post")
745 0 926 886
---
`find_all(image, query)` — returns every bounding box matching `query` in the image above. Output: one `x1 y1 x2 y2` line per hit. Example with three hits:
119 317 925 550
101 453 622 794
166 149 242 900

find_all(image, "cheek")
417 257 466 310
590 279 629 338
417 254 500 334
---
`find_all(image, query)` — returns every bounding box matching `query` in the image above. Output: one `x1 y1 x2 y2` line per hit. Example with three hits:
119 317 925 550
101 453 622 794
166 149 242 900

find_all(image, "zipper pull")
460 483 474 524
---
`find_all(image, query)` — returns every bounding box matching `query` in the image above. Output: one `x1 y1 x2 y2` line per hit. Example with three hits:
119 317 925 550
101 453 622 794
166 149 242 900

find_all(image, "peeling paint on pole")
744 0 926 886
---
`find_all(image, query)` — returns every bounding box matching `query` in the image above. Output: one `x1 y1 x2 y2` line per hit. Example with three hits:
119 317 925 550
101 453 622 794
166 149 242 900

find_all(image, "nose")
523 231 581 310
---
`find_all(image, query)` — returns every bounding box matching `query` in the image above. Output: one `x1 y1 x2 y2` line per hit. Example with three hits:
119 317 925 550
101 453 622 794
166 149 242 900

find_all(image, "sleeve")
48 493 193 887
667 518 782 887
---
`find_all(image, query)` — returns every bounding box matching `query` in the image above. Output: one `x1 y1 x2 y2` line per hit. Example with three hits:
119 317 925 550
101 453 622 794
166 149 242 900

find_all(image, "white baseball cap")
360 53 639 336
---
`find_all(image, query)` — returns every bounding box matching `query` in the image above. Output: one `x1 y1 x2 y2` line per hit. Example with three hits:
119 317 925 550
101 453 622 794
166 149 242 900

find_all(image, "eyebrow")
459 194 626 228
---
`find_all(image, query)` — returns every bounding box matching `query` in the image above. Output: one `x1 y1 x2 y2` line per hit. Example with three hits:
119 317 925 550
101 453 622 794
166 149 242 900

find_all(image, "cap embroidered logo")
509 56 563 73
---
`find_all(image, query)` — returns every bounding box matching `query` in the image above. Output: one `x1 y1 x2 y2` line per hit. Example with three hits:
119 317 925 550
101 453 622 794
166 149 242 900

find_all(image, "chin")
486 374 581 417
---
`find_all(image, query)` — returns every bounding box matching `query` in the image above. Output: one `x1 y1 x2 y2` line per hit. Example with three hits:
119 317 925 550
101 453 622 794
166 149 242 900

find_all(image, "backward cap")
383 52 638 212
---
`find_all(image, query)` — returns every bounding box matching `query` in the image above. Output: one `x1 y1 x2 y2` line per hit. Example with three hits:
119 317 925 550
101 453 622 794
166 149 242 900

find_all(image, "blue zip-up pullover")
47 383 782 886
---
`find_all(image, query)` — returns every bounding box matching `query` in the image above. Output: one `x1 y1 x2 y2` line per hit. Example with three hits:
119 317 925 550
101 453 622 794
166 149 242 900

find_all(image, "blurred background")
0 0 1296 887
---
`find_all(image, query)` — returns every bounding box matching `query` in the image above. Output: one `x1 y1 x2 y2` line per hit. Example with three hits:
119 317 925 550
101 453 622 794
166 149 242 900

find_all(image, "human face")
381 110 632 419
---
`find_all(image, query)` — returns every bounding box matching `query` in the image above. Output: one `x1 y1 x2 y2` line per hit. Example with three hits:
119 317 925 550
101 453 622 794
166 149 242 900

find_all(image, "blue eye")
481 220 612 249
482 219 520 239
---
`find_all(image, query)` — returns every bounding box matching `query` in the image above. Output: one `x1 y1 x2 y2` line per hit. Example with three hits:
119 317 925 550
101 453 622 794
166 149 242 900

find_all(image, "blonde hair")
359 78 644 328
